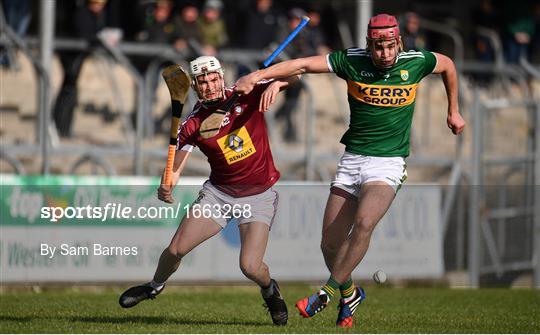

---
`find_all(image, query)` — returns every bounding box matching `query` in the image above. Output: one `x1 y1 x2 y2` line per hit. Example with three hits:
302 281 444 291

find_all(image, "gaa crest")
234 105 243 114
400 70 409 81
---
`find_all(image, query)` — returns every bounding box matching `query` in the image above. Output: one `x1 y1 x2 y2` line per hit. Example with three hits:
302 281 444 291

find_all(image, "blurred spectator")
198 0 228 55
131 0 181 135
174 2 203 56
472 0 500 63
135 0 179 45
530 3 540 62
307 9 331 55
1 0 31 37
243 0 284 49
53 0 112 137
235 0 284 78
0 0 32 69
274 8 320 142
469 0 501 84
499 0 536 63
276 8 319 60
400 12 428 51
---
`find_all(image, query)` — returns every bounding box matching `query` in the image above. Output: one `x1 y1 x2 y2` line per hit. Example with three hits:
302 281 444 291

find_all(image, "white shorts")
193 181 279 229
331 151 407 197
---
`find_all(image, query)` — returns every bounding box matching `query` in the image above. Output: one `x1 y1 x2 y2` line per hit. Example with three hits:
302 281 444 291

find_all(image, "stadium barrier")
1 175 443 283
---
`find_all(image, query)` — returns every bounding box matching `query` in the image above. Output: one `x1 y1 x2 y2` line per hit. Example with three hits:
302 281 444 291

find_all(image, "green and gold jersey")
328 48 437 157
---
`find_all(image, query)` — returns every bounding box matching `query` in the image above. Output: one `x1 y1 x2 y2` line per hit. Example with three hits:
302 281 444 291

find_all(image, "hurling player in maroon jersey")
119 56 299 326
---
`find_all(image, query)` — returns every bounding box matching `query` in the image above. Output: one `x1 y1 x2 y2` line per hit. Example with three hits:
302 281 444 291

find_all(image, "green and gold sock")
320 276 340 299
340 277 356 302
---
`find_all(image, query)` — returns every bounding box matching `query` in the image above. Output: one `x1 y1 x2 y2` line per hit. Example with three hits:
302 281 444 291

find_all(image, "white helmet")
189 56 224 78
189 56 225 103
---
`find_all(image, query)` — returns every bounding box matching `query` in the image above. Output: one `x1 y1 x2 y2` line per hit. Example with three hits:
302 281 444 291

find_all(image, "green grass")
1 285 539 333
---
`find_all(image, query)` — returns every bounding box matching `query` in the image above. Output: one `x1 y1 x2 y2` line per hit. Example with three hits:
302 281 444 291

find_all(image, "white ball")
373 270 387 284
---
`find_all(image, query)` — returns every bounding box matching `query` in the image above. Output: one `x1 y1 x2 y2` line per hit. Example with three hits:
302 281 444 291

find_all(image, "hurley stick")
162 64 191 186
199 16 310 139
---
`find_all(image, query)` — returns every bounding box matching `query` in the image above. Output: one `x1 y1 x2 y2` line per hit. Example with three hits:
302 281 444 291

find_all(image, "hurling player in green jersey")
236 13 465 328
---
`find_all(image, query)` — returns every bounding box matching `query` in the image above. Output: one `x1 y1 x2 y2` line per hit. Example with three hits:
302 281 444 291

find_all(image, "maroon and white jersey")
177 81 280 197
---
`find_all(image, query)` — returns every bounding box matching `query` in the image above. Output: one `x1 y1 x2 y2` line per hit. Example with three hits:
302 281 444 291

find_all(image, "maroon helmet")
366 14 401 68
367 13 400 42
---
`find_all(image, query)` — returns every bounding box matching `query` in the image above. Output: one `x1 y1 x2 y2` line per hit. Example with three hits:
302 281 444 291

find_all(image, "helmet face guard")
189 56 225 103
366 14 402 68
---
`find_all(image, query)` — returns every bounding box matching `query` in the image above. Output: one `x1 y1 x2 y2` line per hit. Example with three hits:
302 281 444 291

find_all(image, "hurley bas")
40 243 138 259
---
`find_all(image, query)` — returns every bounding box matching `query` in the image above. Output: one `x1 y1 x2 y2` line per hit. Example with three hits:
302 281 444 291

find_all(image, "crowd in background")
1 0 539 140
45 0 540 63
471 0 539 64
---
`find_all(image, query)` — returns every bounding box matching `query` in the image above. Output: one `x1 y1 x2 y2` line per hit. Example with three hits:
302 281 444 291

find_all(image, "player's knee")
354 217 377 239
239 259 261 278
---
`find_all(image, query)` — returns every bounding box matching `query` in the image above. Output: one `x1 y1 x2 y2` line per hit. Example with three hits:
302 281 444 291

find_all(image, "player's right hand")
157 184 174 204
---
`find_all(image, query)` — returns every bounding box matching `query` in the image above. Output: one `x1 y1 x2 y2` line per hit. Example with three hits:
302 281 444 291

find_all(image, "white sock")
343 289 357 304
150 280 164 291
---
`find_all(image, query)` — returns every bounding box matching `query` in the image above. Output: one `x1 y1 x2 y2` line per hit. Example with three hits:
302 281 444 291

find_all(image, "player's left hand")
235 73 258 96
447 111 465 135
259 81 281 112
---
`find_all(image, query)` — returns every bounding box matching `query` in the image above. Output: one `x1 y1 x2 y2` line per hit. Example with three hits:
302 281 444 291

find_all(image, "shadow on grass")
1 314 269 327
0 316 33 322
70 316 269 327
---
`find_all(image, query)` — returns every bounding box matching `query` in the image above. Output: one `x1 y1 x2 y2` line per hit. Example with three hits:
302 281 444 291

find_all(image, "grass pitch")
1 285 539 333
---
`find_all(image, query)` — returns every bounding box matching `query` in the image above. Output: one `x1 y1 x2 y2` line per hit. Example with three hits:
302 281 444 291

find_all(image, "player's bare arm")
259 75 301 112
158 149 191 204
432 52 465 135
236 55 328 95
